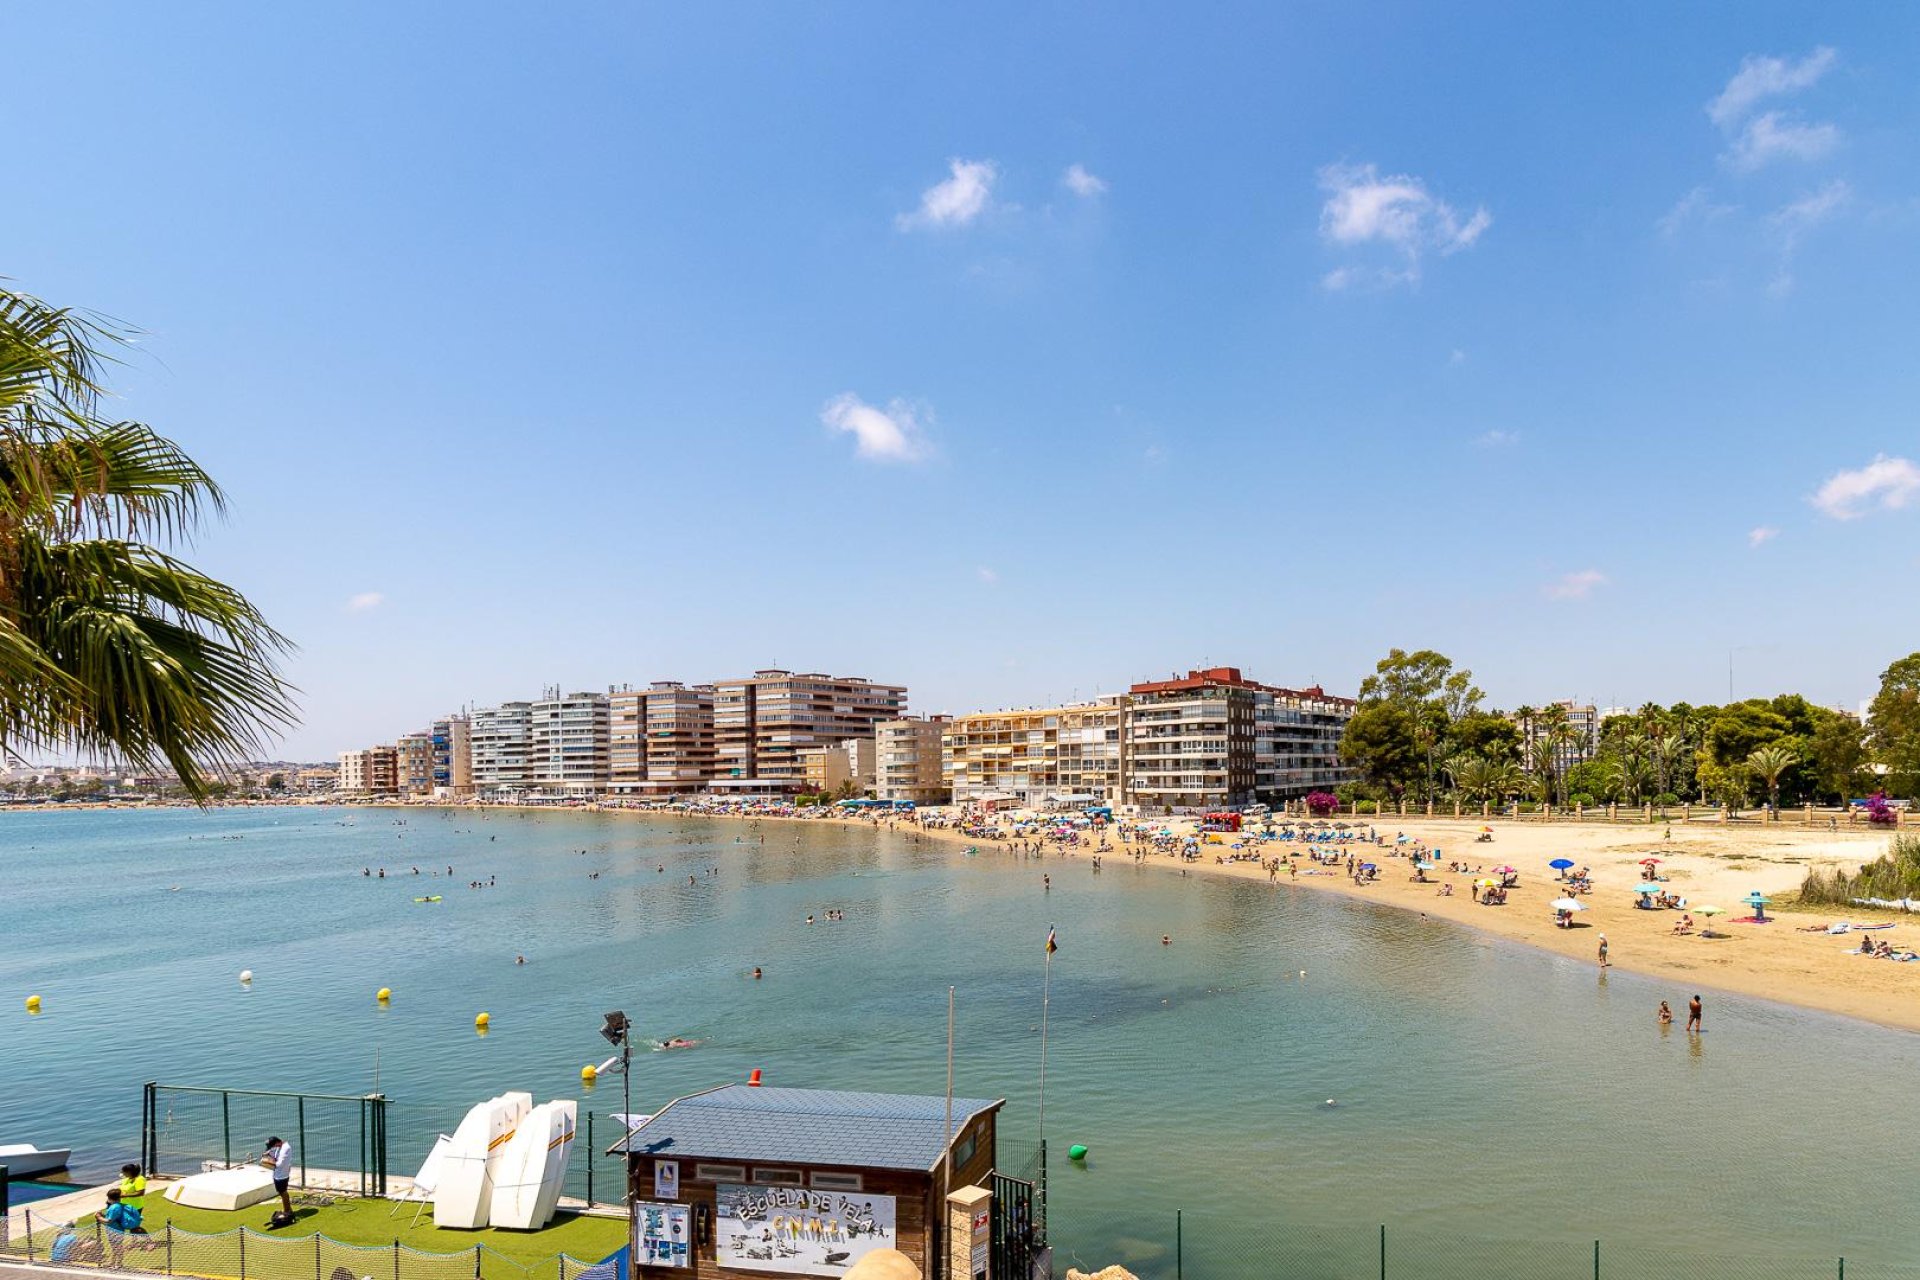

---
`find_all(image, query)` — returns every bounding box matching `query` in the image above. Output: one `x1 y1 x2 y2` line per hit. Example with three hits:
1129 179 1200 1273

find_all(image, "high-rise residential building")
529 690 610 796
710 670 907 794
431 715 472 797
875 716 951 805
1520 700 1603 779
470 701 533 798
799 738 876 796
610 682 717 797
336 745 398 797
394 731 435 796
943 701 1126 809
1126 667 1354 809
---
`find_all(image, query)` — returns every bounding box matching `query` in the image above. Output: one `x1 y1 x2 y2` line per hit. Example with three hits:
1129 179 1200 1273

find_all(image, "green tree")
1869 653 1920 795
1703 702 1791 769
1339 702 1421 798
1356 648 1483 719
1808 713 1869 804
0 289 294 798
1445 712 1522 764
1746 744 1796 811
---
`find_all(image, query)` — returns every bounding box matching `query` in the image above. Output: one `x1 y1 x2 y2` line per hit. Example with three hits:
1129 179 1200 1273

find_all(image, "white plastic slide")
488 1100 577 1231
433 1092 530 1229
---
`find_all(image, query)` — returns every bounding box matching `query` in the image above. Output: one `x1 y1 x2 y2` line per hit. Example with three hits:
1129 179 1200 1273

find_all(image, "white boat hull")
0 1145 70 1179
164 1167 277 1211
487 1101 577 1231
433 1092 531 1229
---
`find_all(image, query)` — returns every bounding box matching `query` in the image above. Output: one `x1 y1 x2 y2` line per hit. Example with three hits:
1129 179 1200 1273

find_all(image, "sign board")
714 1184 898 1277
654 1159 680 1200
633 1202 691 1270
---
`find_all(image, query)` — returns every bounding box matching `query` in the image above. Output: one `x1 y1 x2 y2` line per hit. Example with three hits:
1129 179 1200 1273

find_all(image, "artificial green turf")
111 1194 627 1269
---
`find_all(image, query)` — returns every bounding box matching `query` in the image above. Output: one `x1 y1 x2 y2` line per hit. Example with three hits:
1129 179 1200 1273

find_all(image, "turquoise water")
4 806 1917 1278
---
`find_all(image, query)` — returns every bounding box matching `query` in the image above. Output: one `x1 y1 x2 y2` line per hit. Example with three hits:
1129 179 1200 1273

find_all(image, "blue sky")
6 3 1919 758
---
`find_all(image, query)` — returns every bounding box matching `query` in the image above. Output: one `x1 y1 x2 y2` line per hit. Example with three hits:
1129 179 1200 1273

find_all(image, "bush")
1653 793 1679 806
1355 799 1378 815
1571 792 1598 808
1867 792 1898 826
1305 790 1339 817
1800 832 1920 906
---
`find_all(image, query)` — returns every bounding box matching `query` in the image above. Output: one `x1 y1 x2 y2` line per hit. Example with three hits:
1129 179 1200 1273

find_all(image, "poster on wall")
714 1184 898 1277
654 1159 680 1200
633 1202 692 1270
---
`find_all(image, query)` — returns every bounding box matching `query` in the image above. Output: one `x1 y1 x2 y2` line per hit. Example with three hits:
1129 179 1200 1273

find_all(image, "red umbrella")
1639 857 1663 865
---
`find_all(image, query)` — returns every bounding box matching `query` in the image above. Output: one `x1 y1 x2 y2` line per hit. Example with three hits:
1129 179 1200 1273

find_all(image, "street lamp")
600 1011 634 1270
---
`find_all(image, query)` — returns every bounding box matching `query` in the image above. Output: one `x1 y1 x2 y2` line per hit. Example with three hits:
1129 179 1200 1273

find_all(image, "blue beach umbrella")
1634 882 1663 894
1549 858 1575 869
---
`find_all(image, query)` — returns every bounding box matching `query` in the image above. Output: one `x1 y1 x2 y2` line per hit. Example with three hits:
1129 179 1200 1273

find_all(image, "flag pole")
1039 928 1053 1142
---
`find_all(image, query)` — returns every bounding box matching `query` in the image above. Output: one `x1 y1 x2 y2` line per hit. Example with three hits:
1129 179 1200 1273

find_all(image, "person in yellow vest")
118 1163 148 1210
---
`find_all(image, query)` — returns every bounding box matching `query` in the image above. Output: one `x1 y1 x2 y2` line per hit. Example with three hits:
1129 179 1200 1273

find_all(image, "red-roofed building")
1125 667 1354 809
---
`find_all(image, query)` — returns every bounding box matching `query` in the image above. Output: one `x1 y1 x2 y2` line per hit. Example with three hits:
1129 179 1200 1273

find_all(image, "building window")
951 1130 977 1168
751 1168 805 1186
694 1163 747 1183
809 1171 864 1192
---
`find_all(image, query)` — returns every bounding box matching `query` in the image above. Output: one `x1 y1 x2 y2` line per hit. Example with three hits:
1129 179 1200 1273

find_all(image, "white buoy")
239 970 253 983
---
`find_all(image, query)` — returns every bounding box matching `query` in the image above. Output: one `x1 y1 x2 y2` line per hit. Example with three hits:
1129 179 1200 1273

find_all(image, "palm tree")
1747 744 1797 812
0 288 294 799
1490 760 1529 802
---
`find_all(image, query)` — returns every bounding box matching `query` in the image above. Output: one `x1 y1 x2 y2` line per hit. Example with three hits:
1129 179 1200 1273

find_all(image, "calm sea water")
3 806 1915 1278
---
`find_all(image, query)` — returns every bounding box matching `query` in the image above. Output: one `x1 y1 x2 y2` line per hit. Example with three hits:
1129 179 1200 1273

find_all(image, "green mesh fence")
0 1214 616 1280
145 1084 390 1197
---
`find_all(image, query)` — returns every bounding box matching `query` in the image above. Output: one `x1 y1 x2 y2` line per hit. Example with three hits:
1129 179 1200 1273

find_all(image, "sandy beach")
685 805 1920 1033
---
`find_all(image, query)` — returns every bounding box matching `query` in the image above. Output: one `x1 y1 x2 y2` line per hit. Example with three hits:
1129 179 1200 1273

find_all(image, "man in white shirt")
261 1136 295 1217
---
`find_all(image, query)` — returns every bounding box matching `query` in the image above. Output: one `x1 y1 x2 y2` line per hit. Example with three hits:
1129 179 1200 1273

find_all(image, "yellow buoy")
377 987 392 1002
25 994 42 1012
474 1011 491 1029
581 1063 598 1082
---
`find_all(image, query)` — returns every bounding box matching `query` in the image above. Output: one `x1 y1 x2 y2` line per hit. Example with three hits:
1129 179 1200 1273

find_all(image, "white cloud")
1747 526 1780 548
1658 186 1736 237
1708 47 1837 130
1812 454 1920 520
1474 429 1520 448
820 392 933 463
976 566 999 586
345 592 385 613
1724 112 1842 171
1317 163 1490 289
896 159 998 230
1062 164 1107 198
1771 180 1851 240
1544 569 1607 601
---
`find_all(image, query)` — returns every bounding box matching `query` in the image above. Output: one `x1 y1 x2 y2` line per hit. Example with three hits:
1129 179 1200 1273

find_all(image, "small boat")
0 1144 72 1178
413 895 442 903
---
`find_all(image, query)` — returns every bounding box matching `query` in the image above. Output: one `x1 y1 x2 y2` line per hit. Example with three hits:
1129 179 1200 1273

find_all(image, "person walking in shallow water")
1597 934 1610 968
1687 994 1703 1032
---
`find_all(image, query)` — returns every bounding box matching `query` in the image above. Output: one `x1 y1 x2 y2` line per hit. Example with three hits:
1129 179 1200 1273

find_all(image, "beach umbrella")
1550 897 1586 912
1698 905 1724 917
1549 858 1575 871
1639 857 1663 865
1634 882 1663 894
1493 865 1517 874
1475 877 1498 887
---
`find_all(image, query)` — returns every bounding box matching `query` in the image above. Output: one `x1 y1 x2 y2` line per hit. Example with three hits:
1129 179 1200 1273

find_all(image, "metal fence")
145 1085 389 1199
0 1214 619 1280
1073 1216 1920 1280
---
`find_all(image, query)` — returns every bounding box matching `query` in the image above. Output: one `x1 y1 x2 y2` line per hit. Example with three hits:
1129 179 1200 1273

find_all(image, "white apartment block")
529 690 610 796
469 701 533 797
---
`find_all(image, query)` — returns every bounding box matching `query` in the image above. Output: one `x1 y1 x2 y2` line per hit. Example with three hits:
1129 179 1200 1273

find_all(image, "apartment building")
710 670 907 794
336 745 398 797
1127 667 1354 809
1520 700 1604 777
942 700 1126 809
799 738 877 796
609 682 718 797
528 690 610 796
394 731 435 796
469 701 534 798
431 715 472 797
874 716 951 806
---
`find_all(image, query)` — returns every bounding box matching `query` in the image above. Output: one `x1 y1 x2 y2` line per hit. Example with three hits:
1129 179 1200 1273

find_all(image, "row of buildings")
338 665 1356 811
